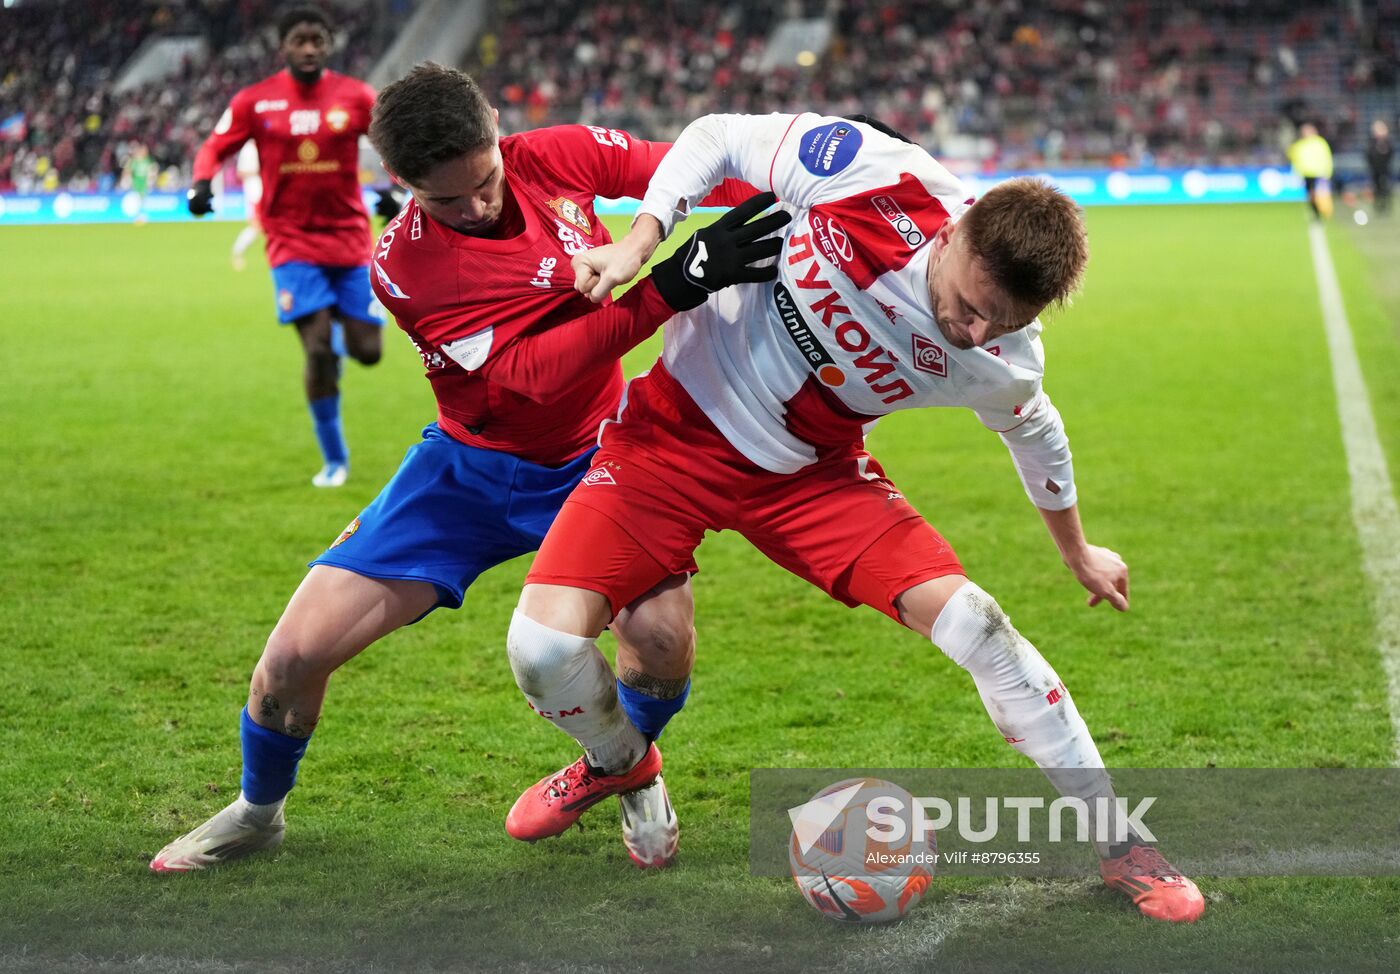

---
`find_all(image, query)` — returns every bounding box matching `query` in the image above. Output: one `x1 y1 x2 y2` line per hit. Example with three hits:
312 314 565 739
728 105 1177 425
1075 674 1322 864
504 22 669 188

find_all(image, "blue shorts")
270 262 385 325
310 424 597 616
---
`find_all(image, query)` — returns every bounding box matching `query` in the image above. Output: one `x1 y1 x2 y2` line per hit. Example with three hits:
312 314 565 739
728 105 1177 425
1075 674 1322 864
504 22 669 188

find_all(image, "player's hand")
649 191 791 312
1067 544 1130 611
375 188 403 220
573 242 646 303
573 214 664 303
187 179 214 217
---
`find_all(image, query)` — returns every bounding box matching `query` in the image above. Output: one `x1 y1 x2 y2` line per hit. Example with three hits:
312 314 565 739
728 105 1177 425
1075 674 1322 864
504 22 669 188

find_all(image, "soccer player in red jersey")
150 64 782 874
187 6 383 488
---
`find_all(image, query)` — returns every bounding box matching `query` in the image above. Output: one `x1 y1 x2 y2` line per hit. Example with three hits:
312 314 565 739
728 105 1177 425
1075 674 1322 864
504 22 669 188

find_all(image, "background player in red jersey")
149 64 783 874
187 6 384 488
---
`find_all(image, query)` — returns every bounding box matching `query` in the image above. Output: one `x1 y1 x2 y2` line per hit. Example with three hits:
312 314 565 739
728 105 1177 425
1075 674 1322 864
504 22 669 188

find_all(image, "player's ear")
933 220 957 252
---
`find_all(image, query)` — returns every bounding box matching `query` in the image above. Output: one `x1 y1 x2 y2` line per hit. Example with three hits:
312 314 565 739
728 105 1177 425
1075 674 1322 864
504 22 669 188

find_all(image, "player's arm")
527 126 750 300
189 96 255 216
577 113 962 301
478 279 673 402
572 143 757 300
633 112 958 233
1036 505 1129 611
976 389 1129 611
435 194 788 403
572 114 790 300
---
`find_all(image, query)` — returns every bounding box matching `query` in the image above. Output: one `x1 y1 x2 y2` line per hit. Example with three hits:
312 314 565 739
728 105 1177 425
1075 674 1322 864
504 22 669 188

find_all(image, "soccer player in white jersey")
230 140 263 271
499 113 1205 923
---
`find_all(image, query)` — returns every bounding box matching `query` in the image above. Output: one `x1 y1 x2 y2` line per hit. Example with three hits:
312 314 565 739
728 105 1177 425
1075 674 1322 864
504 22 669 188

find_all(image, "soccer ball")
788 777 936 923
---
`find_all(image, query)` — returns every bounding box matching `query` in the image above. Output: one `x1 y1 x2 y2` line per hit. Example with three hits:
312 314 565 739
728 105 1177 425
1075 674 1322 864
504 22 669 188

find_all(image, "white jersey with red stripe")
635 112 1076 510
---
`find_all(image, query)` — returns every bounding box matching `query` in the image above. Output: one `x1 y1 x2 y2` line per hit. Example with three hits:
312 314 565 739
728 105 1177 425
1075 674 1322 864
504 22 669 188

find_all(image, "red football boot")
506 744 662 842
1100 841 1206 922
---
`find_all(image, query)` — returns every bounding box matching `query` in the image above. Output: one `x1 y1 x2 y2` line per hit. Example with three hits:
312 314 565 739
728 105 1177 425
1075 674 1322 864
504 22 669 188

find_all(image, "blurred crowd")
0 0 405 193
475 0 1400 171
2 0 1398 193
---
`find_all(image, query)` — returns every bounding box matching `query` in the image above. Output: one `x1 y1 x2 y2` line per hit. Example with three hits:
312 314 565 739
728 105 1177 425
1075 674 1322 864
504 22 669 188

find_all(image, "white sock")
233 793 284 826
232 225 259 257
931 581 1125 856
507 609 646 774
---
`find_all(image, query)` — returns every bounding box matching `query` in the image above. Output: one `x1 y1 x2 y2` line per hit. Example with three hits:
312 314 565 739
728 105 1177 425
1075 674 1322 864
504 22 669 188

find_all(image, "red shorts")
526 362 964 623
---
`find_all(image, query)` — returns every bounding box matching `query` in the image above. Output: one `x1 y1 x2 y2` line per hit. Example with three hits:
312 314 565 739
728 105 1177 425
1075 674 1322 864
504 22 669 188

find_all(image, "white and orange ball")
789 777 936 923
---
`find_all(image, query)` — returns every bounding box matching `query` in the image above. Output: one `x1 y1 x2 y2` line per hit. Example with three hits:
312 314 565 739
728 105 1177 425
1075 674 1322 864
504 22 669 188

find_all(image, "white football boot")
149 796 285 873
619 774 678 868
311 463 348 488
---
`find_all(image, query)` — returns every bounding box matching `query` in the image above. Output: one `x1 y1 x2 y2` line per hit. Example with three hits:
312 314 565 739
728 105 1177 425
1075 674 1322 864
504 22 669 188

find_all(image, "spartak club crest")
911 334 947 377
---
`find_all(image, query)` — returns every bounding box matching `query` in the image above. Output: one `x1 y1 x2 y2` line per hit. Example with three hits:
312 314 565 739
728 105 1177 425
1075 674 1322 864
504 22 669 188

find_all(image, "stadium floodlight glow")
796 50 817 67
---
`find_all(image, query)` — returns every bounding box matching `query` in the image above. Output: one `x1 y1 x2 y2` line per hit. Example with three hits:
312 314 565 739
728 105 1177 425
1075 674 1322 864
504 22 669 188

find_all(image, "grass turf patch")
2 203 1398 971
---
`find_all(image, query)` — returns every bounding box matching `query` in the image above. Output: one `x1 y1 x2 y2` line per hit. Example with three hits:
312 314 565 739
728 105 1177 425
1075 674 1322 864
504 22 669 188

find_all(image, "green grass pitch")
2 204 1399 973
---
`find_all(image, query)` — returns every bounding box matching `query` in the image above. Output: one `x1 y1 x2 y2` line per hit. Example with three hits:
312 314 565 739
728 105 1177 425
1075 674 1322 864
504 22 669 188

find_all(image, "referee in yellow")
1288 122 1334 221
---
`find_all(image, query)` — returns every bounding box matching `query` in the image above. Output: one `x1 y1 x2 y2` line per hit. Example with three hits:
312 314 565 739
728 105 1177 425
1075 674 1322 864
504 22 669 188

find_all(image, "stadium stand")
471 0 1400 171
0 0 412 193
2 0 1397 191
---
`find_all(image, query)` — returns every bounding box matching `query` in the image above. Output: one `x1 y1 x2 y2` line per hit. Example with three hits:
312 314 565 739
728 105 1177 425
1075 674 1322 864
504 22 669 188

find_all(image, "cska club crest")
326 106 350 133
330 517 361 547
547 197 592 236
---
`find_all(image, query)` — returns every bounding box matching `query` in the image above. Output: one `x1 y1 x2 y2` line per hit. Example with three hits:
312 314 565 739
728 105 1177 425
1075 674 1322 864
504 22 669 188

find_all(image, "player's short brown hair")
370 63 496 185
960 177 1088 313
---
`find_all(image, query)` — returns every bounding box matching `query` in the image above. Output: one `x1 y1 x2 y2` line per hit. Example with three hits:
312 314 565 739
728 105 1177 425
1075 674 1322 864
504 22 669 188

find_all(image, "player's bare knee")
304 346 339 382
615 613 693 669
613 573 694 673
257 630 337 693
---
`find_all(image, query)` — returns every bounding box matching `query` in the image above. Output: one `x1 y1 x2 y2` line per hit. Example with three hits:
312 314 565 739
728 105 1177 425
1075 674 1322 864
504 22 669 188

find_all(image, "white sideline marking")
1308 223 1400 760
838 878 1094 972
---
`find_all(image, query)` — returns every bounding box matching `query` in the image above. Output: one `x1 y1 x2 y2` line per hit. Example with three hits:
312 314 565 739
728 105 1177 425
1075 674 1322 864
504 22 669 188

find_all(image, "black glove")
187 179 214 217
650 191 792 311
375 187 403 220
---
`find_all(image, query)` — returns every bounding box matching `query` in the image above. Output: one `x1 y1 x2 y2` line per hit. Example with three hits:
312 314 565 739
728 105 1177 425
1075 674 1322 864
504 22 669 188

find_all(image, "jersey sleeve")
976 389 1077 511
635 113 971 238
528 125 756 206
193 92 255 181
400 277 676 405
526 126 663 201
480 281 674 402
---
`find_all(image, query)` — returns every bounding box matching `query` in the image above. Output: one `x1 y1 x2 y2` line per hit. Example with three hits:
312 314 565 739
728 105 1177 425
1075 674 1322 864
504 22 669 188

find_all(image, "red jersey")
370 125 751 466
193 69 375 268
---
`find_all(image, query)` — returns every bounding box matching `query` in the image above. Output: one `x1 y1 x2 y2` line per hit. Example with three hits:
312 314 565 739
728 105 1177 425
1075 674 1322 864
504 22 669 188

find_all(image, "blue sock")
240 707 311 805
617 678 690 741
308 394 348 466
